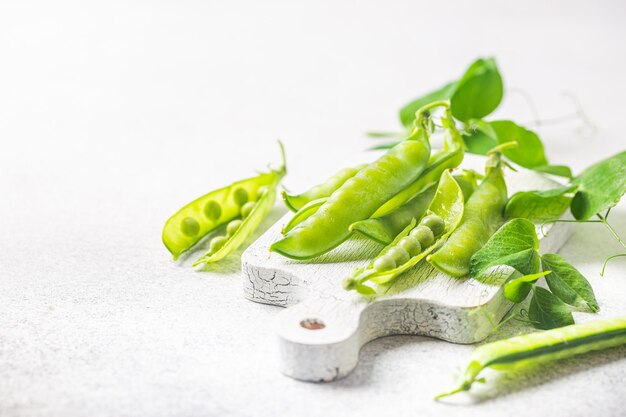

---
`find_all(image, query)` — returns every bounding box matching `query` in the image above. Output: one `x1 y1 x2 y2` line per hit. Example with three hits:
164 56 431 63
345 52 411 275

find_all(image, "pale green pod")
436 316 626 399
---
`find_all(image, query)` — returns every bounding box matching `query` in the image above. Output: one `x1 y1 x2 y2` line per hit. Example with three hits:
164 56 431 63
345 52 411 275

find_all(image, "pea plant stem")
547 210 626 276
596 212 626 251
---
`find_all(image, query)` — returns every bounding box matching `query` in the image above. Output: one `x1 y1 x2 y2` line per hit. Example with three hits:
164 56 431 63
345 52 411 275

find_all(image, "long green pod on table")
349 170 478 246
371 105 465 218
344 170 465 294
270 103 441 260
436 316 626 399
281 197 327 234
282 164 366 212
163 142 286 261
427 145 511 277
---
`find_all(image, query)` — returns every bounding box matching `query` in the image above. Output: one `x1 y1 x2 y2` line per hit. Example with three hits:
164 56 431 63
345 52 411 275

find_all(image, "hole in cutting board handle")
300 318 325 330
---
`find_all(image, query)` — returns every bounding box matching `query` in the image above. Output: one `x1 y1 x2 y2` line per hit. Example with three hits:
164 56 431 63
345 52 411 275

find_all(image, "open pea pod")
163 142 286 261
282 197 328 234
193 174 282 265
372 107 465 218
344 170 465 293
162 174 276 260
282 164 366 212
436 316 626 399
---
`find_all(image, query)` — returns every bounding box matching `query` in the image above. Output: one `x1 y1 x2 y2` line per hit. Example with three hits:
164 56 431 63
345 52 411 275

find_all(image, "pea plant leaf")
529 286 575 330
541 254 599 312
505 185 578 222
399 58 503 127
399 82 458 127
451 58 503 122
533 165 573 179
570 152 626 220
490 121 548 169
503 270 550 303
470 218 541 279
462 119 498 155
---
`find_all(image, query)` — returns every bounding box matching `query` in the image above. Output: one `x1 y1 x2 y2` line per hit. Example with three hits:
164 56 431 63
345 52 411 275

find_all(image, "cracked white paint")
242 155 571 382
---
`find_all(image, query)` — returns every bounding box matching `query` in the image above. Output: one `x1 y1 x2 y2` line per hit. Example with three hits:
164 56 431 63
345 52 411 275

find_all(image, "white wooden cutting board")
240 155 570 382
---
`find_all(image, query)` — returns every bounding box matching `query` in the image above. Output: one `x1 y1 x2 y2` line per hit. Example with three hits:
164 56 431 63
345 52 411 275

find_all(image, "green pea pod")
344 170 465 293
192 176 282 265
162 174 276 260
349 170 478 246
163 142 286 261
427 148 509 278
282 164 366 212
372 108 465 218
282 197 328 234
270 105 440 260
436 316 626 399
349 183 438 245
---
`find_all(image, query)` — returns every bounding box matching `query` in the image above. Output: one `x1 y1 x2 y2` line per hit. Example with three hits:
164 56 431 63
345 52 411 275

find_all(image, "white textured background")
1 1 626 416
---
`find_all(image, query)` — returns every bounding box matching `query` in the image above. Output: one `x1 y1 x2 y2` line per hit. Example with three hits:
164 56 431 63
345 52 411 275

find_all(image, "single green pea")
226 219 243 237
233 188 249 206
420 214 445 236
209 235 228 254
409 225 435 247
240 201 256 219
397 236 422 257
180 217 200 236
256 186 268 198
204 200 222 221
373 255 397 272
387 246 410 265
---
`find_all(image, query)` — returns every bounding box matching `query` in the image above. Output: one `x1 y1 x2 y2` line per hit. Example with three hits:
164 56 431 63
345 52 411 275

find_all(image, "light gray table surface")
1 1 626 416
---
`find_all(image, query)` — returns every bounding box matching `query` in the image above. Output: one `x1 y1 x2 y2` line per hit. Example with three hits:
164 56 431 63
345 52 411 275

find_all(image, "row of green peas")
372 214 445 272
201 187 268 254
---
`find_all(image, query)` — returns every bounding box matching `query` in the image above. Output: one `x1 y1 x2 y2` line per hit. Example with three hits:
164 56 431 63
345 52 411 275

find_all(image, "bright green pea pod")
282 197 328 234
427 150 508 277
163 142 286 261
436 316 626 399
349 183 438 245
372 110 466 218
271 116 433 260
282 164 367 212
344 170 465 292
192 175 282 265
162 173 277 260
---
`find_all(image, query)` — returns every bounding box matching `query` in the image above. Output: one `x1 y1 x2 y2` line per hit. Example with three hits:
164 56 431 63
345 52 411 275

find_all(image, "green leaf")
489 121 548 169
470 218 540 278
541 253 599 312
503 271 550 303
451 58 503 122
528 286 575 330
570 152 626 220
355 284 376 295
533 165 573 179
505 185 578 222
399 82 458 127
462 119 498 155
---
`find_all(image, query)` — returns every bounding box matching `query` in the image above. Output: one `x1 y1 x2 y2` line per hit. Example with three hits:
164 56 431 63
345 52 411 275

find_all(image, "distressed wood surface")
241 155 570 382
